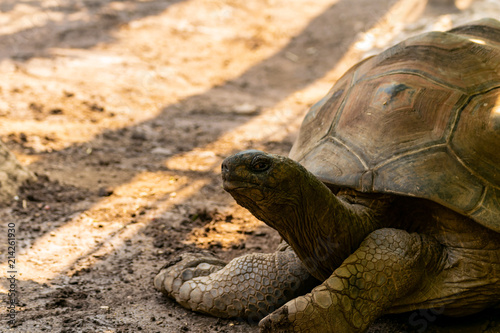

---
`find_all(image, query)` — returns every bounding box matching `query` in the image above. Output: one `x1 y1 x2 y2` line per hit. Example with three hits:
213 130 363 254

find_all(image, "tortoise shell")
289 18 500 232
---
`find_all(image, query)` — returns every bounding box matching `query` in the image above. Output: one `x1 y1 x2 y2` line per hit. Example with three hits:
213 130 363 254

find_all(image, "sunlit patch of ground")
0 0 499 332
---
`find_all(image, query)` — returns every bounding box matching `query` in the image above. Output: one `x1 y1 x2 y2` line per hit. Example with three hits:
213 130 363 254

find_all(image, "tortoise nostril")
221 161 229 174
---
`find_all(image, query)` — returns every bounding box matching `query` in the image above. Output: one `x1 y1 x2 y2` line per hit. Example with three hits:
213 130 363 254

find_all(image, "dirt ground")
1 0 499 332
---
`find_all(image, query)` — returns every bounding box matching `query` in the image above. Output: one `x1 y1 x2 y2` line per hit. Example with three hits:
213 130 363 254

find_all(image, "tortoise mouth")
223 179 268 203
222 179 259 192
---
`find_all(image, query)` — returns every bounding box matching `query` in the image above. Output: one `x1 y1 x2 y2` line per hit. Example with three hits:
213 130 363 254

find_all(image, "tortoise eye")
253 162 268 171
251 156 271 172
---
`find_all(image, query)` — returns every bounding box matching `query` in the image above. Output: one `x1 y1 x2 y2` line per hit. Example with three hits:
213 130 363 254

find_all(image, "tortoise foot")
155 248 316 320
154 252 227 299
259 292 344 333
259 304 292 333
260 290 360 332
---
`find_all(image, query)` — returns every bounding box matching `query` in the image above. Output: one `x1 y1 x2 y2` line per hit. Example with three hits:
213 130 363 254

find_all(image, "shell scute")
332 74 463 166
451 88 500 185
373 147 485 213
289 61 359 160
290 19 500 231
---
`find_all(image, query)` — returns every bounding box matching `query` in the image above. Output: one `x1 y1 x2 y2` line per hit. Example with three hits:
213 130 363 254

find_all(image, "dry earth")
0 0 499 332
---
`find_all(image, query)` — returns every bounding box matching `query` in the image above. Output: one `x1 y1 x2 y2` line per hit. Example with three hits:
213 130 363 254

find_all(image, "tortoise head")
221 150 309 227
222 150 381 279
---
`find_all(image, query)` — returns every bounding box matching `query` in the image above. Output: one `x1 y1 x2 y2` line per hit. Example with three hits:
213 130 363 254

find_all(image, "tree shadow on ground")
2 0 491 331
0 0 184 60
4 0 465 288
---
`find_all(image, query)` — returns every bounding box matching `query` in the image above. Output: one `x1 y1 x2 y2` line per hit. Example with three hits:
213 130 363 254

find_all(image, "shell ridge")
291 138 323 163
443 94 472 144
447 86 500 144
447 145 499 191
357 70 467 93
372 143 447 171
467 186 489 215
449 20 500 44
327 67 363 137
328 136 368 170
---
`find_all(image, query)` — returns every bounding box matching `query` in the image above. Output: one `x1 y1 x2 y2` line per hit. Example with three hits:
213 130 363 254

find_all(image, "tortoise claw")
154 252 227 298
259 306 291 333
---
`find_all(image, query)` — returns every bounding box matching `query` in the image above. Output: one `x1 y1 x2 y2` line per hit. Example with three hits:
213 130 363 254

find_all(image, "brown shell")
289 18 500 232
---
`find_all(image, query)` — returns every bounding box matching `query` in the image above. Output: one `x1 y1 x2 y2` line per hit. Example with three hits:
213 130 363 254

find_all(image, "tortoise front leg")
259 228 444 332
154 243 318 322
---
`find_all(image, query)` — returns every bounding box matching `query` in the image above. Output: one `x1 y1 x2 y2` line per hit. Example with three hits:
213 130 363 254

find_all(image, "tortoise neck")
226 159 388 280
277 173 386 280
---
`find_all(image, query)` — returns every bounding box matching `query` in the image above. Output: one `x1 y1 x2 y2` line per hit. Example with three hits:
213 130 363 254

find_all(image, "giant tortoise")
155 18 500 332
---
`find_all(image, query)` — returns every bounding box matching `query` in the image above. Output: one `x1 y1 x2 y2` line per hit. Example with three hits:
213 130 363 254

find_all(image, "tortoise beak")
221 150 267 192
221 159 242 191
221 158 236 190
221 158 230 180
221 155 253 191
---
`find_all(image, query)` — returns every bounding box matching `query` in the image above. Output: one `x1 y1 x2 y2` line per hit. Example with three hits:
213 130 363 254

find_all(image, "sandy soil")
0 0 499 332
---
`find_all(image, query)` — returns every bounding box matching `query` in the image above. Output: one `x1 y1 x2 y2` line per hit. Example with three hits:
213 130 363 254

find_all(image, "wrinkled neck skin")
230 163 388 281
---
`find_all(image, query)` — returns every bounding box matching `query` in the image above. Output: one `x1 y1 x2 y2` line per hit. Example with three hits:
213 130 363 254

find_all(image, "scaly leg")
154 243 318 322
259 228 444 332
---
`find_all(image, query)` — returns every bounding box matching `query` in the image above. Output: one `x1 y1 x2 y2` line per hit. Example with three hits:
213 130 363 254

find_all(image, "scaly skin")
154 243 317 321
155 151 500 332
259 229 444 332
